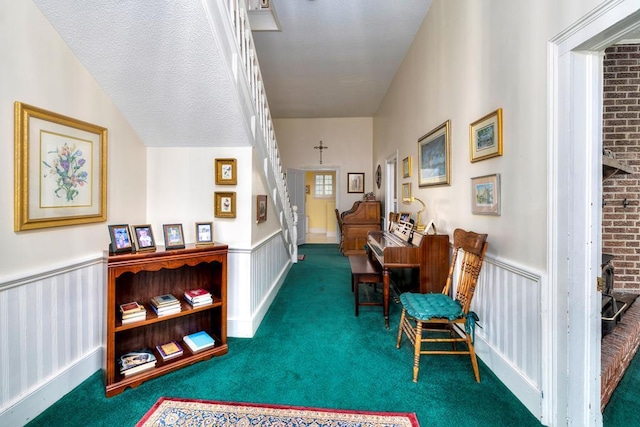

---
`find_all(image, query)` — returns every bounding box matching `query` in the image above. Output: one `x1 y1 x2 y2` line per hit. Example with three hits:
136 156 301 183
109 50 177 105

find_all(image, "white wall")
373 0 605 423
374 0 602 271
274 117 373 212
146 147 258 248
0 1 147 282
0 1 146 424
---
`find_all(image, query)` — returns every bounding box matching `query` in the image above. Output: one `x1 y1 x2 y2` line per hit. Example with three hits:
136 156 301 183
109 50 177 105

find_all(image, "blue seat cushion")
399 292 463 321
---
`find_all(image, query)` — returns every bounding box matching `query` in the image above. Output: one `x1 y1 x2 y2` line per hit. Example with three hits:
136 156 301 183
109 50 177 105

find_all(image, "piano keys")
367 224 449 328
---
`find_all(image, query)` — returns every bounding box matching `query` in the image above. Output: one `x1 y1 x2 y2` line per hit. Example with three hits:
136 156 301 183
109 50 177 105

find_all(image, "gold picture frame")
402 183 412 202
14 102 107 231
131 224 156 252
215 192 236 218
402 156 412 178
470 108 503 162
215 158 237 185
418 120 451 187
195 222 214 246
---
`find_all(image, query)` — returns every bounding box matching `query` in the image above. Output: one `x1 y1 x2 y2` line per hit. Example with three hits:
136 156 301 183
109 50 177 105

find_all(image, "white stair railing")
218 0 297 261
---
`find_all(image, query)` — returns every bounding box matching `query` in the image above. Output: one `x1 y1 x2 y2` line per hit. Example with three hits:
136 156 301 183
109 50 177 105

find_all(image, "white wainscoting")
0 257 105 427
473 255 544 421
227 232 292 337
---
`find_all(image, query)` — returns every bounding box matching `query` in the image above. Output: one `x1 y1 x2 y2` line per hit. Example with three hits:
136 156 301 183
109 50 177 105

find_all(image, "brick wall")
603 44 640 292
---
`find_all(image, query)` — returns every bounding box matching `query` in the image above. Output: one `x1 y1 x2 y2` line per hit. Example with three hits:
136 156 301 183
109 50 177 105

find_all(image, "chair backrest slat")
441 229 488 313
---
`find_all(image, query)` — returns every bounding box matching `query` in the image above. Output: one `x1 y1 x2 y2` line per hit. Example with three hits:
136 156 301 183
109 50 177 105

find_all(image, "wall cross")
314 140 328 164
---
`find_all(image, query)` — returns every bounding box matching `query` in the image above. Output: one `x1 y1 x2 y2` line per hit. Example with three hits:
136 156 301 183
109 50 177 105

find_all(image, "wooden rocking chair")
396 228 488 382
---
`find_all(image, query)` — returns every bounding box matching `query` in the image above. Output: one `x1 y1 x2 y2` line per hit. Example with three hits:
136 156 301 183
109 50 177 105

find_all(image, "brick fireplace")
601 43 640 411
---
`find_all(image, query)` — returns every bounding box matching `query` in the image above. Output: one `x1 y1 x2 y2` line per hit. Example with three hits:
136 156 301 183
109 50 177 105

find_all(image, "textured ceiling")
32 0 247 147
253 0 432 118
32 0 432 147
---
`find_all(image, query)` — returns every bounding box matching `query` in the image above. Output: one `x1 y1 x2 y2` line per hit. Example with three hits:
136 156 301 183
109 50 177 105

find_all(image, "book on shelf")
186 297 213 308
150 293 180 308
184 288 211 302
183 330 215 353
118 348 157 376
156 340 184 361
150 303 181 317
120 301 145 316
121 312 147 324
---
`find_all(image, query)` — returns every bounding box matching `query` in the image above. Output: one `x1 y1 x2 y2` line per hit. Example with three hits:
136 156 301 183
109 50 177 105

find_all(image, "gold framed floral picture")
215 158 237 185
14 102 107 231
215 192 236 218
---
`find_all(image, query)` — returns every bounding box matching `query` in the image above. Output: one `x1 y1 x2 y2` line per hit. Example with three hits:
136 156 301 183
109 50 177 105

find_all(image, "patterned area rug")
136 397 419 426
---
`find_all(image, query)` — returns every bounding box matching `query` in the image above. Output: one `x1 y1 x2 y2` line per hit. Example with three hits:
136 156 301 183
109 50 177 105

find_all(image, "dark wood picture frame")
163 223 185 250
347 172 365 193
257 195 267 224
108 224 133 254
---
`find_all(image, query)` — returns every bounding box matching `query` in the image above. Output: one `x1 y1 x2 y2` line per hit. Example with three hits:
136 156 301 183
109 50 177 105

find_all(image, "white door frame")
385 150 398 230
295 166 341 243
546 2 640 425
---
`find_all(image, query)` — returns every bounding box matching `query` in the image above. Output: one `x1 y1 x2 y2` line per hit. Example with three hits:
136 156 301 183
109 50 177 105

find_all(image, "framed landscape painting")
471 173 501 215
470 108 503 162
14 102 107 231
418 120 450 187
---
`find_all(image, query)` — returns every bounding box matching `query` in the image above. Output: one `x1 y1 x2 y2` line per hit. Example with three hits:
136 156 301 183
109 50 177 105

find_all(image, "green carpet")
28 244 543 426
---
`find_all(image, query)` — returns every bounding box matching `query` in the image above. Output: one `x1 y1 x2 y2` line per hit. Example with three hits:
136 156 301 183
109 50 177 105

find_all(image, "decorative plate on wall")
376 164 382 189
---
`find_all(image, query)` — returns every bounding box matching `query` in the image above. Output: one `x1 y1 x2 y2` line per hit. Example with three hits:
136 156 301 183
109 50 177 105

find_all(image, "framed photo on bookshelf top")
108 224 133 254
163 223 185 249
131 224 156 252
470 108 503 162
215 158 237 185
418 120 451 187
347 172 365 193
195 222 214 246
14 102 108 231
215 192 236 218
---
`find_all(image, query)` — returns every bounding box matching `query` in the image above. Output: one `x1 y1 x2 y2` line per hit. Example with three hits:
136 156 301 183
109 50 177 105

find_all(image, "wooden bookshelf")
104 244 228 397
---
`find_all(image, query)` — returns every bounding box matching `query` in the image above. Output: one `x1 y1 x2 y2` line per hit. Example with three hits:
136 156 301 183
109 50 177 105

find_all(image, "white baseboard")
227 263 291 338
0 347 103 427
475 335 542 422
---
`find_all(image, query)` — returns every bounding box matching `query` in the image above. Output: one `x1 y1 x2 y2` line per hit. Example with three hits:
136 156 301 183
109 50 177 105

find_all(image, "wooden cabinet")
341 201 381 255
104 244 228 397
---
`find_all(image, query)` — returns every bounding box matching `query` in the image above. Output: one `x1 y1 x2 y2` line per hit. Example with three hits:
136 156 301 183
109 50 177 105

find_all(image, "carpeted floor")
27 244 548 426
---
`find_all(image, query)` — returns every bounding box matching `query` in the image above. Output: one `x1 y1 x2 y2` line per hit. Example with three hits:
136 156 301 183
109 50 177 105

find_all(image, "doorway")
548 3 640 425
304 169 340 244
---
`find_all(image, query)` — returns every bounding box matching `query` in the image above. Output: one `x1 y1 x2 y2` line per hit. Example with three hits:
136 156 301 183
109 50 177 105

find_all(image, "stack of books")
119 301 147 324
183 330 215 353
118 348 157 377
150 294 181 316
184 288 213 308
155 340 184 361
